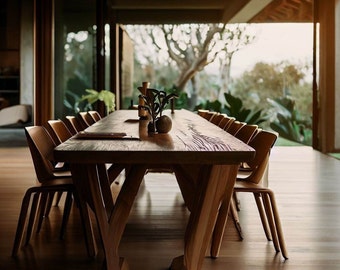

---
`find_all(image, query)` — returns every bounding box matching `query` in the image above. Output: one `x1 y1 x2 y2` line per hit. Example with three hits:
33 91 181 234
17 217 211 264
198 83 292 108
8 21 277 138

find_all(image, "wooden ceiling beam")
111 9 223 24
250 0 313 22
108 0 267 24
108 0 225 10
68 0 313 24
220 0 252 22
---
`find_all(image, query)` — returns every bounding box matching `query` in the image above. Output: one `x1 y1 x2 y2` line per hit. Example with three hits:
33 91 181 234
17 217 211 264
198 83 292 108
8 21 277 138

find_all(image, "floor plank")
1 146 340 269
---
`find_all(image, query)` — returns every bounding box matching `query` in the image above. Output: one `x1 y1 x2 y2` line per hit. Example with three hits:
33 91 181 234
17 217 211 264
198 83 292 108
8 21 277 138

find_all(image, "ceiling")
249 0 313 23
107 0 313 24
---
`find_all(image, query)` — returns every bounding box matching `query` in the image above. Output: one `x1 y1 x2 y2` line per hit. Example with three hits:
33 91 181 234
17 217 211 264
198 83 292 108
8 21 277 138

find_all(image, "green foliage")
223 92 268 125
61 30 95 116
173 91 189 109
157 86 192 110
232 61 311 113
195 100 222 112
64 90 94 113
230 60 312 144
268 96 312 145
64 90 80 113
79 89 116 114
195 92 268 126
167 86 189 110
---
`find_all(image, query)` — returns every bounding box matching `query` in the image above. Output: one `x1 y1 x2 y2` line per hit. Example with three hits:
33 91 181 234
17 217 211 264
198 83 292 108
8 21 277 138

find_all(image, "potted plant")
79 89 115 115
139 88 177 133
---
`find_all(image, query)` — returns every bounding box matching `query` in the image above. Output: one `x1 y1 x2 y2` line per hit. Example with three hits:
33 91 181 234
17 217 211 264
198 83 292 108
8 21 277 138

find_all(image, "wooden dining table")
54 109 255 270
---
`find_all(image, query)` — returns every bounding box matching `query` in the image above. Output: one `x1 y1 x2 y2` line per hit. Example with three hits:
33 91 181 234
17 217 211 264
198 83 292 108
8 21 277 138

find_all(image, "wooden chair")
46 119 74 172
197 109 211 120
88 110 102 122
209 113 225 126
231 124 259 211
76 112 90 129
62 116 124 187
210 130 288 260
218 115 235 130
225 120 246 135
235 124 258 144
12 126 96 257
77 112 94 128
63 115 84 134
238 127 263 172
48 118 124 207
84 112 96 125
197 110 217 122
205 111 218 122
46 119 74 205
46 119 73 144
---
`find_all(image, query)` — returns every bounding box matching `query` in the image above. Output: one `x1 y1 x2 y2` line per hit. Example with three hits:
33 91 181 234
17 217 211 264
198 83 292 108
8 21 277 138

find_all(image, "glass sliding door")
54 0 96 119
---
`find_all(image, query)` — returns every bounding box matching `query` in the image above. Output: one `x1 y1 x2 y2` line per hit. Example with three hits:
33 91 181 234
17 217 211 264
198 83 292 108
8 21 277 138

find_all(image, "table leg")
70 165 97 258
171 164 239 270
72 164 147 270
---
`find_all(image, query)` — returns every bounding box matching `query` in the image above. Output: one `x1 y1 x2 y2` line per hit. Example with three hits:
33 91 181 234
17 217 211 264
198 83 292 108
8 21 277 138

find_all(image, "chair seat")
234 179 269 192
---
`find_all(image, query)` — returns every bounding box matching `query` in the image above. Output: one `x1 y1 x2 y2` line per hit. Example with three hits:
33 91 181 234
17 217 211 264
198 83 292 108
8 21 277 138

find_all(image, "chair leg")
55 191 63 207
253 193 272 241
12 190 34 257
267 190 288 259
44 191 56 217
60 191 73 239
25 192 40 246
261 192 280 252
35 191 49 234
233 191 241 211
229 198 243 240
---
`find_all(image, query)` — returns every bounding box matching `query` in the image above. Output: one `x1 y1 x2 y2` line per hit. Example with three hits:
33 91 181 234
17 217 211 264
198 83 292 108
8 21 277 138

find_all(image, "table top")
54 109 255 165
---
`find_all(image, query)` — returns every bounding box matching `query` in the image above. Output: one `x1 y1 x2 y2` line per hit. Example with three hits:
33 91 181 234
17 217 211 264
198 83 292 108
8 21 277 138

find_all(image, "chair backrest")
88 111 101 122
85 113 96 125
205 111 218 122
245 130 278 184
235 124 258 144
226 121 246 136
210 113 225 126
219 115 235 130
47 119 73 144
25 126 57 182
63 115 83 134
197 109 210 119
77 112 93 129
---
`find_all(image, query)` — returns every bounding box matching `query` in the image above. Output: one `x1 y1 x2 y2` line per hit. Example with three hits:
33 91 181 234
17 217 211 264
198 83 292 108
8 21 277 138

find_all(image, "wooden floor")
1 145 340 269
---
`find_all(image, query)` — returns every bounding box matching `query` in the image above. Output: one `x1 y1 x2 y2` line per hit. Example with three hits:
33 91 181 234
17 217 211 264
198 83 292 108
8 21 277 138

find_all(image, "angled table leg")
69 165 98 258
171 164 239 270
72 163 147 270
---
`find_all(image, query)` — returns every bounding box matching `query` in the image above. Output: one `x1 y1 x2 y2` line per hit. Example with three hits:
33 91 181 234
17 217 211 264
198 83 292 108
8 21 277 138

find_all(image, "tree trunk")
218 54 232 102
189 77 198 110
